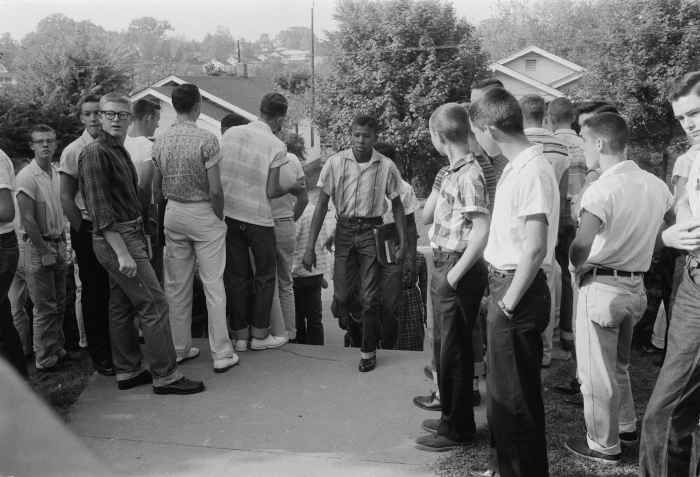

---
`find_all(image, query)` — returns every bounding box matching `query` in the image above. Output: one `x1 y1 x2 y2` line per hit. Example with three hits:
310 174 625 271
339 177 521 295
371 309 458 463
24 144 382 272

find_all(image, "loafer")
153 377 205 395
93 360 116 377
213 355 239 373
250 335 288 350
358 355 376 372
413 391 441 411
565 437 620 464
422 418 440 433
415 433 471 452
176 347 200 364
234 340 249 352
619 431 638 445
117 370 152 390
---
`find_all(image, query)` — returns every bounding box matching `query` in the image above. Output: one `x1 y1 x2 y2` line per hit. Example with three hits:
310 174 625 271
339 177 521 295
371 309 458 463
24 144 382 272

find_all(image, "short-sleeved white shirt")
684 148 700 218
581 160 672 272
15 160 64 238
123 135 153 185
383 179 419 223
271 153 305 219
58 129 96 220
484 145 560 270
673 145 700 181
0 149 15 235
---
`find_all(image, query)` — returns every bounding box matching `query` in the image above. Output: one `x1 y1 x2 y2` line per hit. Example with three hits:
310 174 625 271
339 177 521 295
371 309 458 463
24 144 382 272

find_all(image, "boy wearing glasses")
78 93 204 395
15 125 68 371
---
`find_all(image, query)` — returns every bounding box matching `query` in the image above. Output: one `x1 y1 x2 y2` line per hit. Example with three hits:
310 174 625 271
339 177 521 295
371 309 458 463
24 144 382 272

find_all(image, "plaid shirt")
526 128 571 228
433 155 496 211
78 132 141 233
428 155 489 253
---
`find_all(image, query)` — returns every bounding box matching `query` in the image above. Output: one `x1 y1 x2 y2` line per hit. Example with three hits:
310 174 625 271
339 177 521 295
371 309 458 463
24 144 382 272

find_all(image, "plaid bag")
396 253 427 351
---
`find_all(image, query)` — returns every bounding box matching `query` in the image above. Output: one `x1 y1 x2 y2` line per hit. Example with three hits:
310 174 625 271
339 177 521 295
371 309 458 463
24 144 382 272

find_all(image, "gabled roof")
489 64 565 98
496 45 585 73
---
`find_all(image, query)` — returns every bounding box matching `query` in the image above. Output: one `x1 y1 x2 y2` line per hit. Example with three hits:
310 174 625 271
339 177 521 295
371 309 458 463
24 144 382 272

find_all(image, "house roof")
152 86 234 121
496 45 585 72
489 64 565 98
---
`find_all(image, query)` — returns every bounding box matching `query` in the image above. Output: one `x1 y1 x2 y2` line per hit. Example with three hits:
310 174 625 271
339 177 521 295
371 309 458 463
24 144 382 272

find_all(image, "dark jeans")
71 220 112 367
293 275 324 345
639 264 700 477
224 218 276 340
555 224 575 339
432 252 487 442
333 222 381 354
635 246 675 349
487 269 550 477
92 219 180 386
380 263 403 349
0 232 27 377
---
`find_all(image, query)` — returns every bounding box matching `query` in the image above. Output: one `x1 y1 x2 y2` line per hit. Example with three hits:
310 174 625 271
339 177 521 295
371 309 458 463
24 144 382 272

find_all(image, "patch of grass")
434 349 662 477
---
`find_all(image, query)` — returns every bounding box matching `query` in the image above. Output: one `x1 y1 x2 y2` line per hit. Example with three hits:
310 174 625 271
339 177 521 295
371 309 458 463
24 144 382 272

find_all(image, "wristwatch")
497 299 514 319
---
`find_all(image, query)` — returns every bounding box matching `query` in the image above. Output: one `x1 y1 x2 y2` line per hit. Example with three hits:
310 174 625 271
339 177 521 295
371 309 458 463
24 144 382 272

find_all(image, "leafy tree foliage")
316 0 487 194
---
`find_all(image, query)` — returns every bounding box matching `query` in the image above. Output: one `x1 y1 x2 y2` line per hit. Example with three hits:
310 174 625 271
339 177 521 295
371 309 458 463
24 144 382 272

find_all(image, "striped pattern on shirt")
554 129 586 198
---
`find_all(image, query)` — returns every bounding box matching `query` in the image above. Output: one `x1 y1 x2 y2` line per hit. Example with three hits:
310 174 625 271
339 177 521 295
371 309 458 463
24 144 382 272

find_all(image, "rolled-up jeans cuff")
251 326 268 340
618 419 637 433
153 369 183 388
116 369 146 382
586 433 620 455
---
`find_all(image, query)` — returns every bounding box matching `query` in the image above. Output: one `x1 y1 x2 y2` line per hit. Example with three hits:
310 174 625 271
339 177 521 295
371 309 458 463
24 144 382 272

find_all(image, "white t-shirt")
581 160 672 272
484 145 560 270
383 179 419 223
0 149 15 235
684 148 700 218
123 135 154 185
271 153 305 219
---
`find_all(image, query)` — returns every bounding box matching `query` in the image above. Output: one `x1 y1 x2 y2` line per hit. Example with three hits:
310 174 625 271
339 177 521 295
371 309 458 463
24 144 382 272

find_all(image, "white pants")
270 218 297 339
164 201 233 361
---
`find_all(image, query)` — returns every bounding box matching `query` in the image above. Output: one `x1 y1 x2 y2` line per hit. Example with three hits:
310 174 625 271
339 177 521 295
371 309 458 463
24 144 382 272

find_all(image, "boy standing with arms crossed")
469 88 559 477
414 103 489 452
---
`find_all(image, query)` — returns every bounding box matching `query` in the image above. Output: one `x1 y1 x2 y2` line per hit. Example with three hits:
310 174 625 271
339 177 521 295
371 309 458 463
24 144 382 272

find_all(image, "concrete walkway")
68 338 484 477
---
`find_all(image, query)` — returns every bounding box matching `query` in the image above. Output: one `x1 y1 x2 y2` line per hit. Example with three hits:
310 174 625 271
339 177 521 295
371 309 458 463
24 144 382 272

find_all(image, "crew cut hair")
351 113 379 134
430 103 470 143
29 123 56 140
547 97 575 125
582 112 628 154
78 94 101 113
171 84 201 114
471 77 504 91
131 99 160 120
668 71 700 102
519 94 546 125
468 87 524 136
100 93 130 109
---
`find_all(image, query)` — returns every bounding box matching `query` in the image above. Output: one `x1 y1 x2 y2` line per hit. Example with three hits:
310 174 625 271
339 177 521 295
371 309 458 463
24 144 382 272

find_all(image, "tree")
0 33 18 67
200 26 236 61
276 26 312 50
316 0 487 194
126 17 173 61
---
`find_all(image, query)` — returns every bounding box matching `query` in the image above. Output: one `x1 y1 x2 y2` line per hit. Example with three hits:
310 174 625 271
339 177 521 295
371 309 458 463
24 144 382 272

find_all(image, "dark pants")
0 232 27 377
555 224 575 340
487 269 550 477
71 220 112 367
293 275 324 345
432 252 487 442
635 246 675 349
379 263 403 350
224 217 276 340
333 222 381 354
639 264 700 477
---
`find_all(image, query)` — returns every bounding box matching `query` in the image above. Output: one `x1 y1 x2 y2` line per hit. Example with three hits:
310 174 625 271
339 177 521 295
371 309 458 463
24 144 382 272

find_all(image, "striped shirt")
220 121 287 227
317 148 401 218
554 128 586 198
428 155 489 253
58 129 97 221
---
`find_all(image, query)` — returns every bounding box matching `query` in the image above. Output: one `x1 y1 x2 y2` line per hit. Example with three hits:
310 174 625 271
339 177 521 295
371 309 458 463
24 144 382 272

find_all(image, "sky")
0 0 500 41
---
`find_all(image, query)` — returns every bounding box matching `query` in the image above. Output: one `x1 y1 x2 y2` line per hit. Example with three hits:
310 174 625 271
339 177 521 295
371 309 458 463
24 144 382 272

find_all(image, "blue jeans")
0 231 26 377
92 219 181 387
639 264 700 477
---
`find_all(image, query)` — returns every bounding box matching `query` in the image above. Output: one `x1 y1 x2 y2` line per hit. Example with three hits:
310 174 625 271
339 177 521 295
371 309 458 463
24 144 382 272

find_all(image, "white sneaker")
176 347 200 364
234 340 249 352
213 354 239 373
250 335 288 350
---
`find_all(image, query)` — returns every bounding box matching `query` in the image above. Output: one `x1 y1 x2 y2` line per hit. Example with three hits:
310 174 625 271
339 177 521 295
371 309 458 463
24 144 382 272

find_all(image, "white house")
129 74 321 161
489 46 585 100
0 63 17 87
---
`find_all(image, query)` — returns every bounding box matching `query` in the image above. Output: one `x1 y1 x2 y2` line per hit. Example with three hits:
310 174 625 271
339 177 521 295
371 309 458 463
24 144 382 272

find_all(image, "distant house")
489 46 585 100
130 74 321 160
0 63 16 87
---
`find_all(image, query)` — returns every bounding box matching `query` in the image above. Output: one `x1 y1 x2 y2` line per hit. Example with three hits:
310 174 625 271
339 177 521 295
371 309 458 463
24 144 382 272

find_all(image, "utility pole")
310 1 315 147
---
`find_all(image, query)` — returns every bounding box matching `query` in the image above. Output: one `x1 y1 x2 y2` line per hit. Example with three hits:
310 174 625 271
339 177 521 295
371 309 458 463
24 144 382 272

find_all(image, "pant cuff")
619 420 637 433
586 433 621 455
251 327 269 340
360 351 376 359
152 369 184 387
233 327 250 341
116 368 146 382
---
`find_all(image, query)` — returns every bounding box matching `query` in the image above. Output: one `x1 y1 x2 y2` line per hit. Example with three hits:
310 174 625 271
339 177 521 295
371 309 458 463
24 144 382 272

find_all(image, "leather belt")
337 216 382 227
582 266 643 281
22 234 65 243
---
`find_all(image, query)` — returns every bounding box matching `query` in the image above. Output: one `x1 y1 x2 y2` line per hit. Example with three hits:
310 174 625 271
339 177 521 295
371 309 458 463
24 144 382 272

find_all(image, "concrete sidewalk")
68 339 486 477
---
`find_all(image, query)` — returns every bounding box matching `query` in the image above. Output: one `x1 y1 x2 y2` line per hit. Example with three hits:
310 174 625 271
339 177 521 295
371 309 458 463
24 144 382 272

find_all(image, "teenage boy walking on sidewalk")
640 71 700 477
303 114 407 372
414 103 489 452
469 88 559 477
563 113 672 464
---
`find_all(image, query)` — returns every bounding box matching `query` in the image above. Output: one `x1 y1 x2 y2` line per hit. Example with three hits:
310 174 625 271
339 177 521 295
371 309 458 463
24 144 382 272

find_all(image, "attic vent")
525 59 537 71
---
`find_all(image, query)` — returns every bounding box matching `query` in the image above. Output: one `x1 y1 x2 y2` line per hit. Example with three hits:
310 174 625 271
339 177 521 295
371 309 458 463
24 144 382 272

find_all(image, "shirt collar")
524 127 552 136
28 159 54 177
448 154 476 172
554 128 578 136
250 120 274 135
345 148 382 165
80 128 97 144
510 144 544 171
599 160 638 178
98 131 125 148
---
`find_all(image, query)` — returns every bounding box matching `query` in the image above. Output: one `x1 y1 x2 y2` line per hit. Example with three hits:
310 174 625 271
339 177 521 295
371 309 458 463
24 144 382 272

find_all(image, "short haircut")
582 112 628 154
221 113 248 133
668 71 700 102
29 124 56 140
351 113 379 134
171 84 200 114
374 142 396 160
100 93 130 109
576 100 618 118
468 87 524 136
260 92 288 118
430 103 470 143
285 133 306 159
131 99 160 120
78 94 101 113
547 97 575 125
519 94 546 125
471 77 504 91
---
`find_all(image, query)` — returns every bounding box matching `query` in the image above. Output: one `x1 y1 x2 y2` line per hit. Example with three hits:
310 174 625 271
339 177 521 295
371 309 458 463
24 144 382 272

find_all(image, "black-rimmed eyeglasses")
100 111 132 120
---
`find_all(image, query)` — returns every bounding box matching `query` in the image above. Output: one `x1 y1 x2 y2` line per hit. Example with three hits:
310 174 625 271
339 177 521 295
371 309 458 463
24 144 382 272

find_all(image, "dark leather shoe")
565 437 620 464
421 418 440 433
423 365 434 380
472 389 481 407
117 370 152 390
413 391 441 411
358 355 376 372
415 433 471 452
619 431 638 445
153 377 205 395
94 361 116 377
